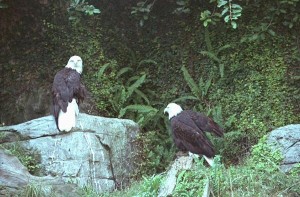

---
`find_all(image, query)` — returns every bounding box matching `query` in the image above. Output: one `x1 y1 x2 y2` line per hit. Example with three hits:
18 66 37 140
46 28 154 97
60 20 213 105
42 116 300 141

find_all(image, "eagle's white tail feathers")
189 152 214 167
58 99 79 132
203 155 214 167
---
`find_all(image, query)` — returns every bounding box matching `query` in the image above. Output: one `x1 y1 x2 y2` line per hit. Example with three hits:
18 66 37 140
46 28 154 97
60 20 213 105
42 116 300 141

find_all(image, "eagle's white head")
164 103 183 120
65 55 83 74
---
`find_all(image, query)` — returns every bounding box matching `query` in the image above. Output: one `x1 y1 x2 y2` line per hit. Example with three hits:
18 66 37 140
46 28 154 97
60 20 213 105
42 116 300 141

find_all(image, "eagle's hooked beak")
163 107 168 114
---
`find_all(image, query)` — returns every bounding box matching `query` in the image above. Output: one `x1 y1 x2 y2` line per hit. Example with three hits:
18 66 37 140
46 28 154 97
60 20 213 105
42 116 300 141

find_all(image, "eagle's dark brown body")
52 67 86 130
170 110 223 158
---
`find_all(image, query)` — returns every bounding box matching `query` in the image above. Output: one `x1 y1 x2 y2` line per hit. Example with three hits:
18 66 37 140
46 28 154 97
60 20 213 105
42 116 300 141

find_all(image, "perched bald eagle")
164 103 224 166
52 56 86 132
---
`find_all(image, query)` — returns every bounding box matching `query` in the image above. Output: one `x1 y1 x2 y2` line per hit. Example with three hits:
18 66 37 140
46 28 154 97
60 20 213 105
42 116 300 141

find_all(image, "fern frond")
205 28 213 52
127 75 141 84
117 67 133 78
217 44 231 55
97 62 113 79
181 66 201 98
118 87 127 107
118 104 158 118
127 74 147 100
172 95 200 103
134 89 150 104
200 51 221 63
203 77 212 97
212 105 223 126
138 59 158 67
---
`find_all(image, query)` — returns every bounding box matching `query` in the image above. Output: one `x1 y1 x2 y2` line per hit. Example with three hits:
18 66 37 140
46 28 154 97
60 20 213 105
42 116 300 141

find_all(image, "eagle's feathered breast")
170 110 223 158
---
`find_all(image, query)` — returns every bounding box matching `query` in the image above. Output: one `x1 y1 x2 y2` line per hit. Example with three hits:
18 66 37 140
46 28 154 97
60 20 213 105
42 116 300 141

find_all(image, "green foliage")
240 0 299 42
87 60 118 116
134 130 175 176
177 66 212 111
22 183 47 197
68 0 100 21
133 174 164 197
211 38 299 162
265 0 300 29
289 163 300 177
172 155 299 197
248 135 283 173
173 166 207 196
0 1 8 9
240 23 277 43
78 185 99 197
218 0 242 29
1 144 41 175
173 0 191 15
201 28 230 77
119 105 158 127
91 59 164 130
131 1 154 27
200 10 222 27
209 160 299 196
111 73 147 112
200 0 242 28
107 153 299 196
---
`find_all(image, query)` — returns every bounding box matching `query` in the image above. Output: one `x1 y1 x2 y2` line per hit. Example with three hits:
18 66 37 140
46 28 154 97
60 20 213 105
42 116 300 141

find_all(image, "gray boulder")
158 156 193 197
0 149 81 197
267 124 300 172
0 113 139 195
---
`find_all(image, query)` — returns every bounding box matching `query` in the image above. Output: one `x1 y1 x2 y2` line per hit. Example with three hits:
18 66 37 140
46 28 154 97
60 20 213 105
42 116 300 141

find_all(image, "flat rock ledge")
0 113 140 196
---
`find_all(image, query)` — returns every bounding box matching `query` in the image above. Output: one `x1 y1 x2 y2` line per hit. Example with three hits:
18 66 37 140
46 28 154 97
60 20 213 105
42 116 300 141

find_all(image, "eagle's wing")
64 69 86 103
185 110 224 137
171 115 215 157
52 69 69 125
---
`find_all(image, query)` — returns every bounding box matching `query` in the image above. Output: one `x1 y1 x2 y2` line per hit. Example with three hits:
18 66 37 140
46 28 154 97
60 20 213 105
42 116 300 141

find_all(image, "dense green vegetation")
0 0 299 196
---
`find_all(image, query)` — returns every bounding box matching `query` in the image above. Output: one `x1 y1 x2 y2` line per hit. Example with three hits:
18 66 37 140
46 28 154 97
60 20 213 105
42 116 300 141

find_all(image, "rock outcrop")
0 149 82 197
0 113 139 195
158 156 193 197
267 124 300 172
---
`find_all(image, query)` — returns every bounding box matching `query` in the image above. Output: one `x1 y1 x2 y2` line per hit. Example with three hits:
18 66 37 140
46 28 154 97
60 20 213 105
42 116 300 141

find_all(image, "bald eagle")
52 56 86 132
164 103 224 166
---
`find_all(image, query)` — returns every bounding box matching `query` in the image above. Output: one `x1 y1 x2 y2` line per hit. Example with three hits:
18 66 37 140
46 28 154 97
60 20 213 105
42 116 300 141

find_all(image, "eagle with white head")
164 103 224 166
52 55 86 132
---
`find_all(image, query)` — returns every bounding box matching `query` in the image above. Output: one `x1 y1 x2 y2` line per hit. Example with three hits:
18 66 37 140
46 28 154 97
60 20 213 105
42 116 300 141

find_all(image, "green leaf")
116 67 133 78
231 4 242 9
97 62 113 79
176 0 186 6
172 95 200 103
221 7 229 16
231 21 237 29
204 20 209 27
217 0 228 8
93 9 101 14
224 15 230 23
134 89 150 104
138 59 158 67
127 74 147 100
181 66 201 98
203 77 212 96
200 51 221 63
217 44 231 54
267 29 276 36
118 104 158 125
